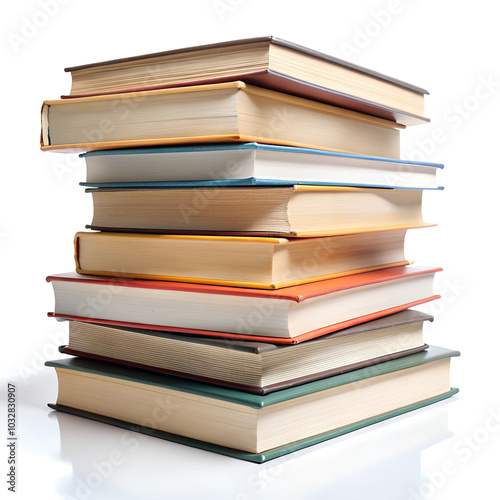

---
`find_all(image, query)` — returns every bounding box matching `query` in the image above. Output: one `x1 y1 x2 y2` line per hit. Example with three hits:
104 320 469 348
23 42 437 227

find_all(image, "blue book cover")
80 143 444 190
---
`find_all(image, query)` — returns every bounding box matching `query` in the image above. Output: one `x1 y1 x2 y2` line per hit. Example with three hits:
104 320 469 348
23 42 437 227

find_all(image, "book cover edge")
46 389 457 463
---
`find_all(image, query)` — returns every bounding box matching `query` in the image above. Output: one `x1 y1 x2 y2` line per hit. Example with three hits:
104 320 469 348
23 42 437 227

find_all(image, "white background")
1 0 499 498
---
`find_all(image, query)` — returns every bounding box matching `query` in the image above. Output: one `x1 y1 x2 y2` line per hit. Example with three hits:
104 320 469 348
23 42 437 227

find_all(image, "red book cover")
47 266 441 344
46 265 441 302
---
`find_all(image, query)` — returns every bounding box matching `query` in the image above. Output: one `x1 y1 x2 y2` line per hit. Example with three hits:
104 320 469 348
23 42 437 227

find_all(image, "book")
45 345 460 462
79 143 444 190
40 81 403 158
62 36 429 126
85 185 432 237
73 229 414 289
59 309 432 395
46 265 441 344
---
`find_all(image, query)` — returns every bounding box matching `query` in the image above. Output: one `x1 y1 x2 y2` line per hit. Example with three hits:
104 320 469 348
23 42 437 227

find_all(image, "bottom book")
46 345 459 463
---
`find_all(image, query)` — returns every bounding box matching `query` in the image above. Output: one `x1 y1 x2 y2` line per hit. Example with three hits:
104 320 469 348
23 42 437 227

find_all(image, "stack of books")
41 36 459 463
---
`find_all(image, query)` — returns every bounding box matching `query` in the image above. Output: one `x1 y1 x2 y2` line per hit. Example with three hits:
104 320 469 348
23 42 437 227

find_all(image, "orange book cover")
73 230 414 289
47 266 441 344
40 81 403 156
46 265 440 302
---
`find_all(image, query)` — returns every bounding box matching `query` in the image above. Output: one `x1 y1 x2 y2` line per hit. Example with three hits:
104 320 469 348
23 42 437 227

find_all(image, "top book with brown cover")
62 36 428 126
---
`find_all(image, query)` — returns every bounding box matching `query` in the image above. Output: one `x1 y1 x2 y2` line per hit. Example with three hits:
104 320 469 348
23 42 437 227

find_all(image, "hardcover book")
59 309 433 394
73 229 414 289
79 143 444 190
62 36 429 126
85 185 433 237
41 81 403 158
46 265 441 343
46 346 460 462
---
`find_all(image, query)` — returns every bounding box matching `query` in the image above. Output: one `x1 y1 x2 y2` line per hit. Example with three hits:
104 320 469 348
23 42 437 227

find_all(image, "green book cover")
46 346 459 462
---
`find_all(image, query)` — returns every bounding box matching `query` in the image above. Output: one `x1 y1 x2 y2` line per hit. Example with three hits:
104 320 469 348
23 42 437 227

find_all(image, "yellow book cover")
73 229 415 289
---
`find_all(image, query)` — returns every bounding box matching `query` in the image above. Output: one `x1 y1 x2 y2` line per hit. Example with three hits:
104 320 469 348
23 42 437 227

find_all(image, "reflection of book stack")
51 391 454 499
42 37 459 462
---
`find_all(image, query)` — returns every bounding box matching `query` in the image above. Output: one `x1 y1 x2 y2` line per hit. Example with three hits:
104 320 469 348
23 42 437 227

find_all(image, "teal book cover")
46 346 459 463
